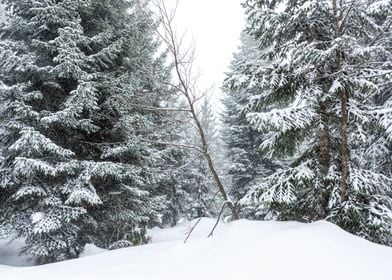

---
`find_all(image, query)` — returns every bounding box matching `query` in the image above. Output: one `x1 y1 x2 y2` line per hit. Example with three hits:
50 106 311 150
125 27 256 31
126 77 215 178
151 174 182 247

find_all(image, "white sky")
164 0 246 107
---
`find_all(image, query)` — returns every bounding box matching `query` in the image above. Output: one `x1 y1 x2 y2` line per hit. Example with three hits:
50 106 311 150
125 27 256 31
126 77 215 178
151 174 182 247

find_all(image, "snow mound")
79 244 107 258
1 219 391 280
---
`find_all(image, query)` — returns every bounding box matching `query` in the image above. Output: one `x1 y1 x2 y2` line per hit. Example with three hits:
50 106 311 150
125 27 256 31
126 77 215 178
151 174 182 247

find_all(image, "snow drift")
1 218 391 280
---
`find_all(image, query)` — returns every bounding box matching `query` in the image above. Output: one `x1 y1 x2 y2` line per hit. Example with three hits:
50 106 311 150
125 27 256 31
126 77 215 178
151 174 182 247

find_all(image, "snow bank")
79 244 107 258
1 219 391 280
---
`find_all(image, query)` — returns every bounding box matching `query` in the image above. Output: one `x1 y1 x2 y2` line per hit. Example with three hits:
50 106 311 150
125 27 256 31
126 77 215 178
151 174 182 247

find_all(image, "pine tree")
222 32 276 219
236 0 392 244
0 0 170 263
327 0 392 245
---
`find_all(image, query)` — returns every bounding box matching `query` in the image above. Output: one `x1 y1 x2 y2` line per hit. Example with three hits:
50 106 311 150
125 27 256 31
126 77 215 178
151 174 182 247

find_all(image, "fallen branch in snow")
183 217 202 244
207 201 229 238
183 190 222 243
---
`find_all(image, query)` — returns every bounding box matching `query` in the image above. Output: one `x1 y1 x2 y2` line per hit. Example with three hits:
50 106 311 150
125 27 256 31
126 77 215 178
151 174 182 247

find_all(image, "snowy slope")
1 218 391 280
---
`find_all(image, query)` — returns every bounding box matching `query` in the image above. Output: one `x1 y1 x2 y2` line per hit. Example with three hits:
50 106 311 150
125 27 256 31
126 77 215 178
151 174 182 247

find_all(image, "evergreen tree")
222 32 276 218
0 0 169 263
235 0 392 244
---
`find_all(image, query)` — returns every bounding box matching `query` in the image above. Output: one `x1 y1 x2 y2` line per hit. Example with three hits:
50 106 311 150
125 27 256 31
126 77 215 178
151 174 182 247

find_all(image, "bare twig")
183 217 202 243
183 190 224 243
207 201 229 238
127 103 191 112
141 138 203 153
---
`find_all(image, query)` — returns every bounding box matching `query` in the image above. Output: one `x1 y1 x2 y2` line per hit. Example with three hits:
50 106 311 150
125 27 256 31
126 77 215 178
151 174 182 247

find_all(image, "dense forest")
0 0 391 266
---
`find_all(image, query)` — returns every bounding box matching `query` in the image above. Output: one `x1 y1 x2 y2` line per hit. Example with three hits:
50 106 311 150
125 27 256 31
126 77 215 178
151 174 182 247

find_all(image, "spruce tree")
236 0 392 244
222 32 276 218
0 0 169 263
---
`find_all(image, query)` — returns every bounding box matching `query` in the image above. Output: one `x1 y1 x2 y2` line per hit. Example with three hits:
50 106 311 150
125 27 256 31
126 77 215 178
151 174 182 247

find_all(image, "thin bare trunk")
155 0 239 220
185 97 239 219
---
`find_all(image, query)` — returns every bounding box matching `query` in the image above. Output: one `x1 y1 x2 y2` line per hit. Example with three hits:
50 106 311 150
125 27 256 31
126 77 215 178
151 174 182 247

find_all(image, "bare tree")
153 0 240 220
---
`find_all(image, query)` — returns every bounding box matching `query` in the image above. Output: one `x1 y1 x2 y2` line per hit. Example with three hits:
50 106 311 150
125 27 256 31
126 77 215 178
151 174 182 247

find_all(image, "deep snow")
1 218 391 280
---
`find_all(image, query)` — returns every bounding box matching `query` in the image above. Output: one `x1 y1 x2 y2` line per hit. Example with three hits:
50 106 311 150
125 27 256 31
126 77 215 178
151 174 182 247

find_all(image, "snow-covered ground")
1 218 391 280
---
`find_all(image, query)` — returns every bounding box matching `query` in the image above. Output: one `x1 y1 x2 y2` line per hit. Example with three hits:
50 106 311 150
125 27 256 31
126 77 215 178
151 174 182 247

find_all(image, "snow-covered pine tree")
326 0 392 245
0 0 99 264
0 0 170 263
78 0 173 251
222 32 276 218
238 0 392 244
237 0 344 221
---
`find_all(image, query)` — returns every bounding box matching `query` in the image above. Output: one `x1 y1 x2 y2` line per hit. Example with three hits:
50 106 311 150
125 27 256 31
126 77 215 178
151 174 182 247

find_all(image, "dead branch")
183 217 202 243
127 103 191 112
207 201 229 238
141 138 203 153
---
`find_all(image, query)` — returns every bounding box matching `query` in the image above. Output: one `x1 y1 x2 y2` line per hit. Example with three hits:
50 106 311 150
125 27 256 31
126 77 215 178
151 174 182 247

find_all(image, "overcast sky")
164 0 246 106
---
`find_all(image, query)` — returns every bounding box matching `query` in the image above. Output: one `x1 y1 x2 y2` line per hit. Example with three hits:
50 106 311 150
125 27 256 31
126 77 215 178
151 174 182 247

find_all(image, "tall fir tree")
0 0 170 263
222 32 276 218
232 0 392 244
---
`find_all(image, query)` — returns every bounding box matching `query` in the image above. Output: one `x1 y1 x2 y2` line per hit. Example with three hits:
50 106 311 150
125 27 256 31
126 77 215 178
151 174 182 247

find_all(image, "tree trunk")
187 99 240 220
319 102 332 216
332 0 349 202
339 89 349 202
